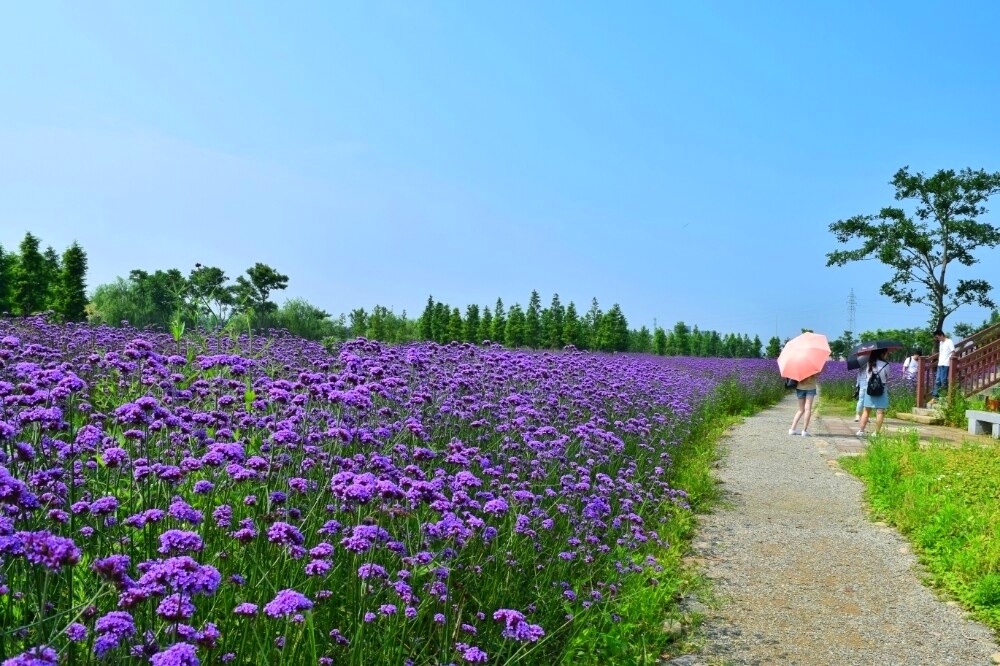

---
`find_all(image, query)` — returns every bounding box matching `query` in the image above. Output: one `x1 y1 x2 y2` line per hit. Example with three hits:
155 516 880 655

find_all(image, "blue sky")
2 1 999 342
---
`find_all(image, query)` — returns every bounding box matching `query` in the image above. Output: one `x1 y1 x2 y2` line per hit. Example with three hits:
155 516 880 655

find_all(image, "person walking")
857 349 889 436
789 372 818 436
929 330 955 405
854 365 866 422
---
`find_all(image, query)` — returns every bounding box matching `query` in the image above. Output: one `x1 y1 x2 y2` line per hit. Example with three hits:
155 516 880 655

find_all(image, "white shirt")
938 338 956 366
902 356 918 376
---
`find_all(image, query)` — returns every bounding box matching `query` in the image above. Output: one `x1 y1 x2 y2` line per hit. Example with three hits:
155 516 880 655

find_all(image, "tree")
188 265 236 326
545 293 564 348
766 336 782 359
827 167 1000 333
630 326 652 353
448 307 463 343
751 335 763 359
55 242 88 321
479 306 493 343
829 330 858 360
464 304 480 343
348 308 368 338
276 298 333 340
525 290 542 348
11 232 49 315
432 302 450 344
491 298 506 343
584 298 602 350
419 296 435 340
671 321 691 356
234 263 289 326
505 304 525 348
653 326 667 355
595 304 629 351
0 243 14 314
563 302 581 349
42 246 61 308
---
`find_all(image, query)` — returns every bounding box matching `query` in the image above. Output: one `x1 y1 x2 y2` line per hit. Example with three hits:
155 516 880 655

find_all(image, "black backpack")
784 377 798 389
866 363 885 397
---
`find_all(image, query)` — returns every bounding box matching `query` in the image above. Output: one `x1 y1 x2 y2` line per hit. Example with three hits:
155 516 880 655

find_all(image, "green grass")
841 432 1000 629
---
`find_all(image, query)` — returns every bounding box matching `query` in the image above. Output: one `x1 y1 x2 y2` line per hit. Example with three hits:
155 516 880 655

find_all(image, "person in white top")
930 330 955 402
902 348 922 378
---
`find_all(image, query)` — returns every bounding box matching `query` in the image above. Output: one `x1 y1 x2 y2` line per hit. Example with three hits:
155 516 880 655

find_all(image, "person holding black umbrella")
858 348 890 436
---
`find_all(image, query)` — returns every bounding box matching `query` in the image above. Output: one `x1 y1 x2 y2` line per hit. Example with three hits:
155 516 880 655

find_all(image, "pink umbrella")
777 332 831 381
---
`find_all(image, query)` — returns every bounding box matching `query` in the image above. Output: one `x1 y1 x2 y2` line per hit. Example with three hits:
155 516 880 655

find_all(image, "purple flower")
15 530 80 570
233 603 258 616
66 622 88 641
266 522 304 547
158 530 204 555
263 589 313 618
2 645 59 665
93 611 136 656
157 594 197 621
150 642 200 666
493 608 545 642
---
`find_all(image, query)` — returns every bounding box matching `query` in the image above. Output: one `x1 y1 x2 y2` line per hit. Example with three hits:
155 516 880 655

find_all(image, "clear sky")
2 1 999 342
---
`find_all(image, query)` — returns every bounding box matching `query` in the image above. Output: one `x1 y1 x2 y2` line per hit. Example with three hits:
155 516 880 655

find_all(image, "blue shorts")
796 389 817 399
863 391 889 410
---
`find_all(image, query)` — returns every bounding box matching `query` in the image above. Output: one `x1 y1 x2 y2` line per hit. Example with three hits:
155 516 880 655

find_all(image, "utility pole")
847 288 856 335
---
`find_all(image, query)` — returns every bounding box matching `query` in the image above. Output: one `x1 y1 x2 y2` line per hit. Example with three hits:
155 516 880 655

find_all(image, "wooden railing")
916 321 1000 407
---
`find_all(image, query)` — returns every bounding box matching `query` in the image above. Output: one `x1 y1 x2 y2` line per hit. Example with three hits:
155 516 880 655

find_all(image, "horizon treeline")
2 231 775 357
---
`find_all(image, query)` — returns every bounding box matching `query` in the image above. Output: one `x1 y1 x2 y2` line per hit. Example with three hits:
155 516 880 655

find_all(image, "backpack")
784 377 798 389
866 363 885 397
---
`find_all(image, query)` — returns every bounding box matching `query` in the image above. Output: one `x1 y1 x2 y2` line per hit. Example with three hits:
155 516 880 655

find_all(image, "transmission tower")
847 289 856 334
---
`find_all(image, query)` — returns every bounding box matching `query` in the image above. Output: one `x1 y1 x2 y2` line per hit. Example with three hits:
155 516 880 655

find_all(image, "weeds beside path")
682 396 999 665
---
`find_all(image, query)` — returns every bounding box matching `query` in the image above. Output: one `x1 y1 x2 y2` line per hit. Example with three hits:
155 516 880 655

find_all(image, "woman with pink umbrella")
778 332 831 437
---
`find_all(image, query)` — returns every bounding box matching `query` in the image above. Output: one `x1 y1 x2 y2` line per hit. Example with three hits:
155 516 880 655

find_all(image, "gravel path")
679 396 1000 666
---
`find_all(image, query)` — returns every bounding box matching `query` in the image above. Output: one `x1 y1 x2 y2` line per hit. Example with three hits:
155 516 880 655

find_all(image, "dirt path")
675 396 1000 666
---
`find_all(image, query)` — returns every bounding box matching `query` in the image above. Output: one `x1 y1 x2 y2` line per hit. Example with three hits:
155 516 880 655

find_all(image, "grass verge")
840 431 1000 630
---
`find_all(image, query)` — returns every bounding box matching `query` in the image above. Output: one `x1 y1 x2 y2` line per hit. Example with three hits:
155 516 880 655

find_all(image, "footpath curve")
681 395 999 665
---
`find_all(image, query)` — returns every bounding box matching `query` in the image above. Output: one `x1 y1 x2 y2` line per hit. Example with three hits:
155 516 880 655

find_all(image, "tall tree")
584 298 602 350
12 232 48 315
419 296 435 340
42 246 61 308
479 306 493 343
563 301 580 349
653 326 668 355
188 265 236 326
448 307 463 343
505 304 526 348
55 242 88 321
525 290 542 348
276 298 333 340
234 262 289 326
464 304 480 343
348 308 368 338
765 336 782 359
491 298 506 343
432 301 450 344
827 166 1000 332
0 243 14 314
671 321 692 356
546 293 564 348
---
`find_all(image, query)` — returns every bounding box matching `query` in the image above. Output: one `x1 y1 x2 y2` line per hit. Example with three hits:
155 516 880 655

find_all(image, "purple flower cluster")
0 317 783 663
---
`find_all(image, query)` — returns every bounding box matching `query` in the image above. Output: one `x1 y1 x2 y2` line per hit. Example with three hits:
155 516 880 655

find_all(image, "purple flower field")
0 317 783 665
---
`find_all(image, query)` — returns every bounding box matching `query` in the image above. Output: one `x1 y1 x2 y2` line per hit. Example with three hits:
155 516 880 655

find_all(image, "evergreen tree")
631 325 652 353
546 293 564 348
479 306 493 343
525 290 541 348
367 305 388 341
56 242 88 321
42 246 61 309
505 304 526 348
671 321 691 356
432 302 450 343
584 298 602 349
491 298 506 343
0 243 14 314
752 335 764 359
464 304 480 343
653 326 668 355
563 301 580 348
448 307 464 342
419 296 435 340
607 304 630 351
12 232 48 315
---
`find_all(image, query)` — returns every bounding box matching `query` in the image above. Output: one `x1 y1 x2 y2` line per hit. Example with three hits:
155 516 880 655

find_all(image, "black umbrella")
851 339 904 356
846 352 867 370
